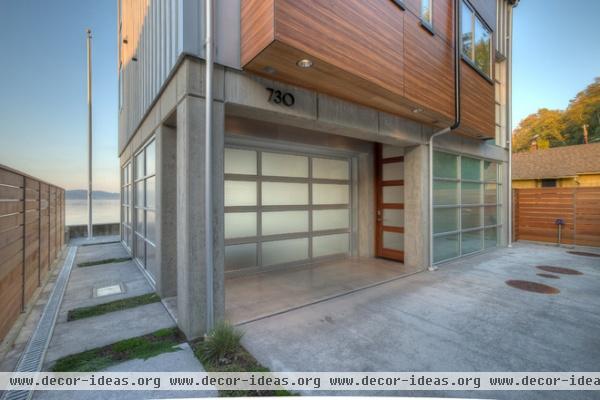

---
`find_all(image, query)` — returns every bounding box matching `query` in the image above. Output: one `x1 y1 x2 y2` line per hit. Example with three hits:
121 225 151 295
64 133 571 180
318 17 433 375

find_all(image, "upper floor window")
421 0 433 27
461 0 492 79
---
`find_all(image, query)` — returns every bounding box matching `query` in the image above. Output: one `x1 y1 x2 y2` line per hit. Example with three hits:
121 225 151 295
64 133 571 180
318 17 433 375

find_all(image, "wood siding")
514 188 600 247
241 0 496 139
0 165 65 342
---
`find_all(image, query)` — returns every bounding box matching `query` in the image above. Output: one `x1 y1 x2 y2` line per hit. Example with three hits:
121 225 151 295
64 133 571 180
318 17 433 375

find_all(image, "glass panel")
312 158 349 180
474 17 492 77
224 212 257 239
484 206 497 226
383 231 404 251
433 152 457 179
135 181 145 207
484 227 497 248
261 152 308 177
146 243 156 276
383 209 404 228
434 208 459 234
136 209 145 234
461 157 481 180
146 177 156 209
421 0 432 23
434 234 459 262
462 229 483 254
313 184 349 205
135 152 145 179
461 182 482 204
484 183 497 204
262 238 308 266
145 141 156 176
382 145 404 159
462 207 482 229
313 233 349 257
225 243 257 270
383 186 404 204
262 182 308 205
225 148 257 175
382 162 403 181
224 181 257 207
146 210 156 243
484 161 497 181
433 181 458 205
135 234 145 265
313 209 350 231
461 1 473 59
262 211 308 236
127 186 132 206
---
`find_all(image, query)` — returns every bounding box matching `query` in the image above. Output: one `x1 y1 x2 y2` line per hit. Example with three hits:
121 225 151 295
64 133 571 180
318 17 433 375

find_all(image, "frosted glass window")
462 230 483 254
313 233 349 257
484 161 497 181
382 145 404 158
146 210 156 243
484 206 497 226
461 207 482 229
136 209 145 233
135 234 145 264
313 209 350 231
433 181 458 205
485 227 497 248
434 208 459 234
382 162 403 181
225 148 257 175
262 238 308 266
461 157 481 181
313 184 349 205
484 183 497 204
384 209 404 228
262 182 308 205
262 211 308 236
383 232 404 251
433 152 457 179
145 141 156 176
224 212 257 239
383 186 404 204
135 152 145 179
135 182 145 207
434 234 459 262
262 152 308 177
145 243 156 276
461 182 482 204
312 158 349 180
225 243 257 270
146 177 156 209
225 181 257 207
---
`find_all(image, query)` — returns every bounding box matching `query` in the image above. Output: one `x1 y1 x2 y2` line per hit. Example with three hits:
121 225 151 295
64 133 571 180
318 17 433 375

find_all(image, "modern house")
118 0 518 339
512 143 600 188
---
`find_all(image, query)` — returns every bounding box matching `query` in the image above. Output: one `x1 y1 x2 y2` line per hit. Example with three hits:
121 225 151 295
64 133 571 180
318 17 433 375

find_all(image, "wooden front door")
375 144 405 262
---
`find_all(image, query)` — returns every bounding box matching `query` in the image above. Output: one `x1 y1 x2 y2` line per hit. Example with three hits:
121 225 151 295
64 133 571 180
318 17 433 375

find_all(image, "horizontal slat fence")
0 165 65 342
514 187 600 247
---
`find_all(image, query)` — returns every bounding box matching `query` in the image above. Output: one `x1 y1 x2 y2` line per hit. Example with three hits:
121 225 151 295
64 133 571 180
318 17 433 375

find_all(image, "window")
432 152 502 263
121 161 132 251
541 179 557 188
461 0 492 78
421 0 433 27
132 139 156 275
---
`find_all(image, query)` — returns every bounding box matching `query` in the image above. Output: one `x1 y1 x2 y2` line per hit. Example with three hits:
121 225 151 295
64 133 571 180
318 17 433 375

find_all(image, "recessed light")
412 108 423 113
296 59 313 68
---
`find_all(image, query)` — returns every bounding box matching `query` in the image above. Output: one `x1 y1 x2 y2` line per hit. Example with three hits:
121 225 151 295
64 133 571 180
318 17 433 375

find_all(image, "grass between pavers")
51 327 184 372
77 257 132 268
67 293 161 321
191 322 294 397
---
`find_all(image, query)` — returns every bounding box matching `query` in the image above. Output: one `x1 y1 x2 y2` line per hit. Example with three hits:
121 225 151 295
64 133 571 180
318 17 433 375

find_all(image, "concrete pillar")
155 125 177 297
176 95 225 339
403 144 429 270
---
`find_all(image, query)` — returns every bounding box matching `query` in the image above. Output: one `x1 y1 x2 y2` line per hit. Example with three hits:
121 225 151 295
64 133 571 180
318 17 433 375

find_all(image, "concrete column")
176 95 225 339
403 144 429 270
155 125 177 297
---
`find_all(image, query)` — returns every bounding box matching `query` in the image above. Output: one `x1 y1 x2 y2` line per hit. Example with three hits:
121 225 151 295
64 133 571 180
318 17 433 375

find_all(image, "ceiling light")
412 108 423 113
296 59 313 68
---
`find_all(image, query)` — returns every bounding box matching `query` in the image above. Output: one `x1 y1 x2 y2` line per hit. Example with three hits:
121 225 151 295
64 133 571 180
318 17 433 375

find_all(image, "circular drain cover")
536 265 583 275
536 273 560 279
568 251 600 258
505 280 560 294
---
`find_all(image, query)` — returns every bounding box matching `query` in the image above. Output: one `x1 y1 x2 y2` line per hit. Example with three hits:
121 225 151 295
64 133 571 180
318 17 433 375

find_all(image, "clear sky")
0 1 599 192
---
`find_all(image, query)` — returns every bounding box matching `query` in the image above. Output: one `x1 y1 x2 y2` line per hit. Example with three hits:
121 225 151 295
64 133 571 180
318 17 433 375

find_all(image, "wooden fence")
0 164 65 342
513 187 600 247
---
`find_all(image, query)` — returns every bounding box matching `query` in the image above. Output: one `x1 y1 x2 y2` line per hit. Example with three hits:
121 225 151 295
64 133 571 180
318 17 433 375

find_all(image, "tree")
512 109 566 152
563 77 600 144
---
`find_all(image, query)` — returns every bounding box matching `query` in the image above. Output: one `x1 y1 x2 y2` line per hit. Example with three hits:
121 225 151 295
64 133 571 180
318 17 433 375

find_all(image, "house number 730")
266 87 295 107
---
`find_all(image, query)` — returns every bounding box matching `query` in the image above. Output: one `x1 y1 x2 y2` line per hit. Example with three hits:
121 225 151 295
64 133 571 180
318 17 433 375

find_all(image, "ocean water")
66 199 120 226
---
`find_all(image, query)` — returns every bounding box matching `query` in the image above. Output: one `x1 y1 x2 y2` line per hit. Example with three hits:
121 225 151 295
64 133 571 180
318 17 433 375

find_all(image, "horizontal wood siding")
241 0 274 65
514 188 600 247
0 166 65 342
458 60 495 137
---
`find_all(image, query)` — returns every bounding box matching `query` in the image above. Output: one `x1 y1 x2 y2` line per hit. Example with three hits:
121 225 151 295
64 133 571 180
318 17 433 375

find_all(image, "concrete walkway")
241 243 600 399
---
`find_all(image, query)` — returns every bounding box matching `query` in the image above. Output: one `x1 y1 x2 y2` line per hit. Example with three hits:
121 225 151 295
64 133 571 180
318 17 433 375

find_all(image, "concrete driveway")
240 243 600 399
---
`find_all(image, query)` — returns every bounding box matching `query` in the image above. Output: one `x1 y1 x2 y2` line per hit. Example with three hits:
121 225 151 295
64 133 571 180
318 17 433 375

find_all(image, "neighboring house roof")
512 143 600 180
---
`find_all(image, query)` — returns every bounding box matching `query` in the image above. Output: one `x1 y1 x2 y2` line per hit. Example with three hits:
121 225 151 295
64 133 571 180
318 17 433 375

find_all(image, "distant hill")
66 190 120 200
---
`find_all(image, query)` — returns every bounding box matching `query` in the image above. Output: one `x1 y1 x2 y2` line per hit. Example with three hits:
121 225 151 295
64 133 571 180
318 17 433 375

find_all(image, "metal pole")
86 29 93 240
204 0 215 332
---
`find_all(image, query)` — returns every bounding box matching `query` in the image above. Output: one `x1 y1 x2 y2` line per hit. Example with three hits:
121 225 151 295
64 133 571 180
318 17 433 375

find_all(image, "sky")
0 0 599 192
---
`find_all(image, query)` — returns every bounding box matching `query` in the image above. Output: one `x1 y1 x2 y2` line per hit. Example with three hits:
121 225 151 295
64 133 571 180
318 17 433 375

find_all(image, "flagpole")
86 29 93 240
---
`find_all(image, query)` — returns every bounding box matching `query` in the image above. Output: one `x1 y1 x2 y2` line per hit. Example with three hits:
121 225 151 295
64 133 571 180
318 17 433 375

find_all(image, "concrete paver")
75 242 131 265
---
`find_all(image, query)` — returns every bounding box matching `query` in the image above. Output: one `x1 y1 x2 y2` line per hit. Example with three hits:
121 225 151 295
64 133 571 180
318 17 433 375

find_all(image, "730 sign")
266 87 295 107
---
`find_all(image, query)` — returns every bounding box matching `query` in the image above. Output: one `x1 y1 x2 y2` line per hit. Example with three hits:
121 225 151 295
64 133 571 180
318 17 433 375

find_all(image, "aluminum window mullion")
256 151 262 268
308 156 314 259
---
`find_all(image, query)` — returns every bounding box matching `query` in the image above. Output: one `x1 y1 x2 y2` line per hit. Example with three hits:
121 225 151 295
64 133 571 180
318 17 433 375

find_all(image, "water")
66 199 120 226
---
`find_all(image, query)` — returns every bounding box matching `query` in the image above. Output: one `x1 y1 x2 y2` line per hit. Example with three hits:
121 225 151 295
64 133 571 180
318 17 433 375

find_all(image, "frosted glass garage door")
224 146 353 272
